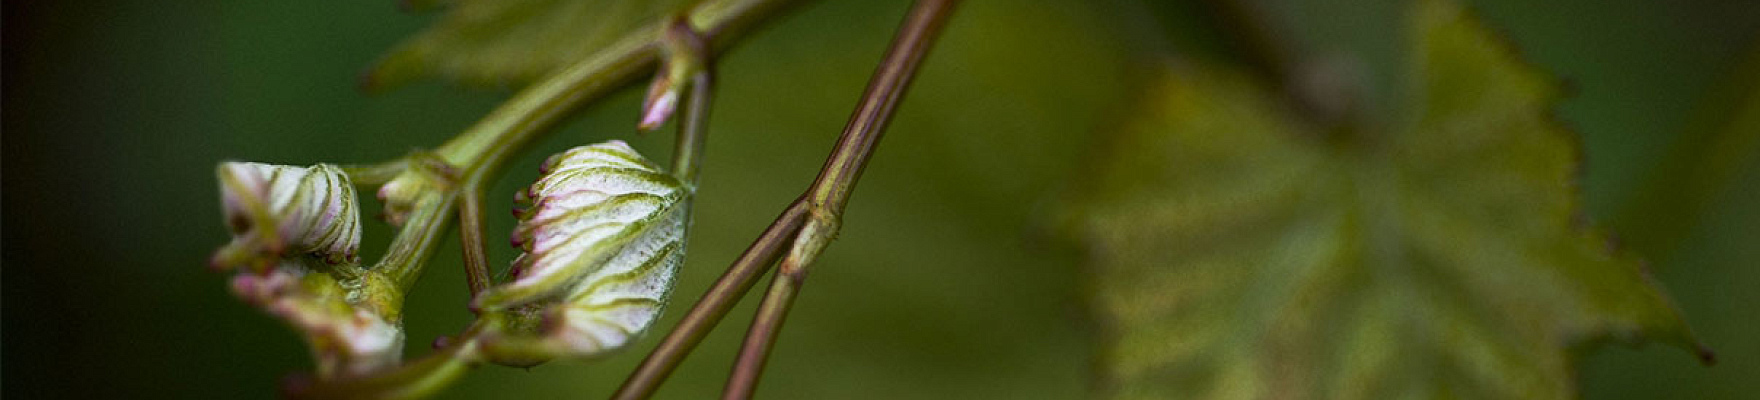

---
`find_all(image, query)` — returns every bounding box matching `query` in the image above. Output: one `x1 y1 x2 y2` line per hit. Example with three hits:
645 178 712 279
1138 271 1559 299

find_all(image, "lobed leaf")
1066 1 1708 399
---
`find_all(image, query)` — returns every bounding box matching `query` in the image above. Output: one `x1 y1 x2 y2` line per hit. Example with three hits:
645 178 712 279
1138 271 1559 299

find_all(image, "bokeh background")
3 0 1756 398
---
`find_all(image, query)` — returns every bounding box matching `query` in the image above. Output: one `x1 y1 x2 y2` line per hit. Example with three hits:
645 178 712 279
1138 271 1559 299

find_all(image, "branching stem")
354 0 800 303
724 1 954 398
290 0 802 396
613 1 955 398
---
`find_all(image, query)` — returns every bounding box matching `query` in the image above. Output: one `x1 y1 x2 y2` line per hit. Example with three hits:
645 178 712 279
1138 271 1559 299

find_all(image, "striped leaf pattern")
211 161 400 378
213 162 362 268
477 140 689 358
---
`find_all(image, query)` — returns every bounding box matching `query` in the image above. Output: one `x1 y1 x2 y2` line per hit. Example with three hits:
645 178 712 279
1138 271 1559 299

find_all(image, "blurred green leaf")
1067 1 1708 399
365 0 692 90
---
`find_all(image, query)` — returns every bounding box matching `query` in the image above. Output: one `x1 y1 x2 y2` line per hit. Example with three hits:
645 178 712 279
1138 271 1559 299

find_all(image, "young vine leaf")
474 141 691 365
365 0 693 90
1065 1 1709 399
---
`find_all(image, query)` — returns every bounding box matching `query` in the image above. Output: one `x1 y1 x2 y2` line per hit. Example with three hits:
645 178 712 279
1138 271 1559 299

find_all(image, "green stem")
458 183 492 296
291 333 484 399
670 67 715 187
800 0 951 211
340 159 410 186
369 0 805 300
719 263 801 400
722 1 955 398
434 0 799 182
669 22 715 187
436 34 654 182
290 0 806 395
673 71 713 185
379 192 460 293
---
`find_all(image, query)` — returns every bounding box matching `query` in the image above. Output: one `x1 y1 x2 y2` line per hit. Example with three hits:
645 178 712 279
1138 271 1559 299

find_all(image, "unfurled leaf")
474 140 690 363
365 0 693 89
1065 1 1708 399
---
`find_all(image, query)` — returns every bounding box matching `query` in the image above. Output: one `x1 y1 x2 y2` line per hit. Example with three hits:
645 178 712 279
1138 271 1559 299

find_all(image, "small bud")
212 162 362 270
637 77 681 132
376 153 457 226
637 18 708 132
475 140 691 363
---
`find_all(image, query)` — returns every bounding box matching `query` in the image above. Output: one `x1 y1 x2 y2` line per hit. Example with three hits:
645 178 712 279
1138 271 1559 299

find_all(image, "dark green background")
3 0 1755 398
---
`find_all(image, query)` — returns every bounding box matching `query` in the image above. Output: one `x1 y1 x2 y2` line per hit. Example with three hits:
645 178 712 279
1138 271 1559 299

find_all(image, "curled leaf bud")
209 161 403 379
212 162 362 270
477 140 690 362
